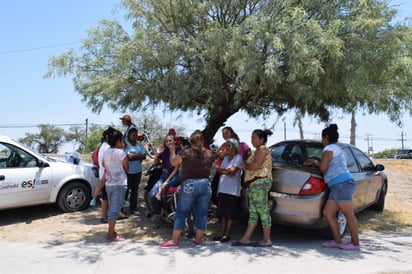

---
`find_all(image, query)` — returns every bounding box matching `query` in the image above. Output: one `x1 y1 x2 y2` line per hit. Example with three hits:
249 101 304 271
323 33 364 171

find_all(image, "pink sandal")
107 234 124 242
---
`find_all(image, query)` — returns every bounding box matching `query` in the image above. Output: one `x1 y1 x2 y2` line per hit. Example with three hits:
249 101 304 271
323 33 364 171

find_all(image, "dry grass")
358 159 412 232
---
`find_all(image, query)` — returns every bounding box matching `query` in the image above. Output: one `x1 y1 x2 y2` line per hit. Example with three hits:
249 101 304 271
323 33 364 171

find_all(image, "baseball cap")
120 115 131 122
168 128 176 135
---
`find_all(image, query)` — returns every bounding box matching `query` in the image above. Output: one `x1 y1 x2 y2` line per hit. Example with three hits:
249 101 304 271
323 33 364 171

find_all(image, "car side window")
0 143 9 168
342 147 359 173
350 147 375 171
0 143 37 168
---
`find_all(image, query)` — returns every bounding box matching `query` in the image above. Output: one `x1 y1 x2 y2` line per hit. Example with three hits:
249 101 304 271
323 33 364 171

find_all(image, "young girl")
102 130 129 241
212 138 242 243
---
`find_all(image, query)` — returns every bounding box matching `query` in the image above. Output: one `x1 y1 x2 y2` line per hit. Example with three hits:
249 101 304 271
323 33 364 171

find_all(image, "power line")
0 41 81 55
0 123 109 129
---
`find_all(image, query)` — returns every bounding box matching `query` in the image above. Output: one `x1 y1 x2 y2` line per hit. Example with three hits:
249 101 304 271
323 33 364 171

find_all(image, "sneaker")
122 200 130 207
192 240 202 247
160 241 179 249
322 240 341 248
131 210 140 216
339 242 361 250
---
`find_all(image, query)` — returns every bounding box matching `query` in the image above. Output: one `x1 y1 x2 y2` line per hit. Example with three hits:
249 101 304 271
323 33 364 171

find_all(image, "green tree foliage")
126 112 186 145
65 124 107 153
87 128 105 152
19 124 65 153
46 0 412 143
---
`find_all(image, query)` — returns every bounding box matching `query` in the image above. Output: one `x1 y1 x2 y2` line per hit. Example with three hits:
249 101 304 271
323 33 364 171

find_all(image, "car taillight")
299 177 327 195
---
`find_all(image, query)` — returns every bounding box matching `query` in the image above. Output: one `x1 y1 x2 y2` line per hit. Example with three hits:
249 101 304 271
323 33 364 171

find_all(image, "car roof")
0 135 14 141
270 139 353 148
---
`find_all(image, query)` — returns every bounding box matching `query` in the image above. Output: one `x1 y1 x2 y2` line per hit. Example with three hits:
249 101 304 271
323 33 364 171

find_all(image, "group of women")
156 127 275 248
157 124 360 250
93 123 360 251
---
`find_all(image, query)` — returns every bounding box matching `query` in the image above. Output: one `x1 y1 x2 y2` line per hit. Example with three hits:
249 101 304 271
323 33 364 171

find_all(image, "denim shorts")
328 179 356 203
106 184 127 221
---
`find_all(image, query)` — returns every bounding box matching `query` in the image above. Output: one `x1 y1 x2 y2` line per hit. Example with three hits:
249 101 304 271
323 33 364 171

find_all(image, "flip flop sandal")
107 234 124 242
231 241 251 247
220 236 231 243
251 241 272 247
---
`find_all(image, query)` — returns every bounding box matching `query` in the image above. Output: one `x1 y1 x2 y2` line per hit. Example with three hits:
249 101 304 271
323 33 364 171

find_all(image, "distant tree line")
18 113 185 154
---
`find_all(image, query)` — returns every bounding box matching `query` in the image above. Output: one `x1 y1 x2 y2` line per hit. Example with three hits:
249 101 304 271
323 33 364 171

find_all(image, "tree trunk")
298 116 304 139
350 111 356 145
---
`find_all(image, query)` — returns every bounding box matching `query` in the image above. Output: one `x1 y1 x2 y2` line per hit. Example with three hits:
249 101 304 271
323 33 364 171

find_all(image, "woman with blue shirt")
124 128 147 214
305 124 360 250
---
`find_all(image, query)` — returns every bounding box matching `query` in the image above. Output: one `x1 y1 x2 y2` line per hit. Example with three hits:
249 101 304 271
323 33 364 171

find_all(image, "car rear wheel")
336 210 347 236
373 182 387 212
57 182 91 212
322 210 347 238
185 211 195 238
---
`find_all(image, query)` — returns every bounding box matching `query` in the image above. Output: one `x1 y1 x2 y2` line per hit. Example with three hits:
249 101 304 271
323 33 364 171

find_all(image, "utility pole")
84 118 88 154
398 131 406 150
365 134 373 156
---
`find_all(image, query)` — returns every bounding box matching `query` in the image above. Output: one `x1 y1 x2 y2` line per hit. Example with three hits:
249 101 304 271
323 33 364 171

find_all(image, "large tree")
65 124 107 153
46 0 412 143
19 124 66 153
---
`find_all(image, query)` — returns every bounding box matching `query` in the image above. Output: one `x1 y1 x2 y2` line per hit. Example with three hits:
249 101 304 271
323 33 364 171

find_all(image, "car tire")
336 210 347 236
57 181 91 212
373 182 387 212
185 210 195 238
143 188 154 215
322 210 347 238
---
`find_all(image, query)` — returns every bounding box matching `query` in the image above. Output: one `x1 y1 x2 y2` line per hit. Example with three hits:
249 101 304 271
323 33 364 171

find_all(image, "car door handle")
0 175 4 180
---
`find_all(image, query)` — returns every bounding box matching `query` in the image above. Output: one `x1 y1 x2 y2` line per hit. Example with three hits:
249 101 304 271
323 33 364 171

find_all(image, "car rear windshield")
270 141 324 166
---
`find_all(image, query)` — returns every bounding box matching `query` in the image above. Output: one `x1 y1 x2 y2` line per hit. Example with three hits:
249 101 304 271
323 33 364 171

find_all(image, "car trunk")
271 165 323 195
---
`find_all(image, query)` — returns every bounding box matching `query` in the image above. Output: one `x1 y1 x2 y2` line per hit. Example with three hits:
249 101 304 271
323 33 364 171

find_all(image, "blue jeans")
173 178 211 231
106 185 127 221
149 171 181 215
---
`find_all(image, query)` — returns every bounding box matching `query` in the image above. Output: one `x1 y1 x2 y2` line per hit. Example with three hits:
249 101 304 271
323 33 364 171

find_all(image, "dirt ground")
0 159 411 244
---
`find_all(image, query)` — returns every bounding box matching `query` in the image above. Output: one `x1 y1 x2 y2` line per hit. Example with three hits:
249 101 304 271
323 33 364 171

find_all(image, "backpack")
91 145 100 167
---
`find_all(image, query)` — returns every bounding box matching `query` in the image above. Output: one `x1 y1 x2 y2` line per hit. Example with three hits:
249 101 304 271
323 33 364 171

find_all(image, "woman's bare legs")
238 223 257 244
323 199 359 245
323 199 342 243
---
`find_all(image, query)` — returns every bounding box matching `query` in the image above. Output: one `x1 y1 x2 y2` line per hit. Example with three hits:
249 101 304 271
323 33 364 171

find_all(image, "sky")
0 0 411 154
